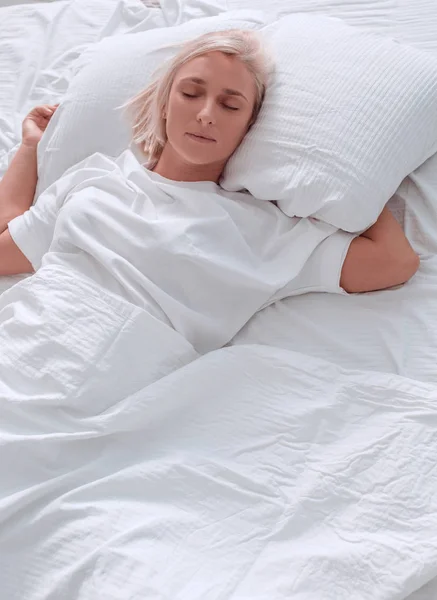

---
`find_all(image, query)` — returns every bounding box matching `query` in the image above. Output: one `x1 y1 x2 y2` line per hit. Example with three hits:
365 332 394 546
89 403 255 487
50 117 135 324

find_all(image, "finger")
41 106 57 119
38 106 54 116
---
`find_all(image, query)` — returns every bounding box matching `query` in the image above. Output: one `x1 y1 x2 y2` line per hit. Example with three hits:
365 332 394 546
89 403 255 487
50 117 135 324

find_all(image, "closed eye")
181 92 239 111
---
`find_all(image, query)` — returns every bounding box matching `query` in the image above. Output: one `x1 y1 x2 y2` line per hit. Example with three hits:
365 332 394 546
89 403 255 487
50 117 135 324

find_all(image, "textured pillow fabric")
35 9 274 197
221 13 437 232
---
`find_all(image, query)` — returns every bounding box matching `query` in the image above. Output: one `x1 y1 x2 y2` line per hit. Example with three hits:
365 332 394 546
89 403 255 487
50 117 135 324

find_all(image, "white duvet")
2 1 437 599
2 344 437 599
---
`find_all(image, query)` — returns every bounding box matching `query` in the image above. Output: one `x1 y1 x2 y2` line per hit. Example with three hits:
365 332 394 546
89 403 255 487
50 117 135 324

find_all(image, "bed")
1 1 437 599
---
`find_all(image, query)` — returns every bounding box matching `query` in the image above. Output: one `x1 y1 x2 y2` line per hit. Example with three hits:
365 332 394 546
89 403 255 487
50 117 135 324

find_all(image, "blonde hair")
121 28 274 169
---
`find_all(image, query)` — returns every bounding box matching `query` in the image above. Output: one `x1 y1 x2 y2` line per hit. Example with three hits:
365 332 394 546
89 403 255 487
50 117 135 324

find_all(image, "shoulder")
65 149 142 179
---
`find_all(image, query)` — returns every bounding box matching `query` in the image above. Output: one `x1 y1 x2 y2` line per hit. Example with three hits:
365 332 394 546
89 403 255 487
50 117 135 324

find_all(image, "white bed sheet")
229 3 437 597
0 0 164 175
231 1 437 387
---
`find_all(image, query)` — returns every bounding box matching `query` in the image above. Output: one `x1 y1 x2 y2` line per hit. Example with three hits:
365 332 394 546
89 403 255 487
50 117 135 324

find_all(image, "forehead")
175 52 255 96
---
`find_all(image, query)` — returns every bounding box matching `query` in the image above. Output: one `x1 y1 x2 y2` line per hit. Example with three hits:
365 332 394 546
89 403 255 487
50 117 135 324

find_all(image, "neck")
151 143 225 183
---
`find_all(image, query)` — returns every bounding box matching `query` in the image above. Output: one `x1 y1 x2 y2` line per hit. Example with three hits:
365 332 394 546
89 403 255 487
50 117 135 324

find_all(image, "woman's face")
163 51 257 167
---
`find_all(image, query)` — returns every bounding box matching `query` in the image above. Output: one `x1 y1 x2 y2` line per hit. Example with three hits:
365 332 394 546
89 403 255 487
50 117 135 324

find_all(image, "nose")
196 99 217 126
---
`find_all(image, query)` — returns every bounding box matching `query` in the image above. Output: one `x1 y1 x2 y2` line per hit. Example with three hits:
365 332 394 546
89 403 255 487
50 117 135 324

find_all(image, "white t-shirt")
8 149 355 353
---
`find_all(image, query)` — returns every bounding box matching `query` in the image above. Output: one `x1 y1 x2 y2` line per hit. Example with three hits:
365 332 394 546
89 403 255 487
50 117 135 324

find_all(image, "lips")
186 132 216 142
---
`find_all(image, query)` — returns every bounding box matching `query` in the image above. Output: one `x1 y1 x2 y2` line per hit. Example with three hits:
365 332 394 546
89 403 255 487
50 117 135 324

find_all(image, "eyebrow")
179 77 248 102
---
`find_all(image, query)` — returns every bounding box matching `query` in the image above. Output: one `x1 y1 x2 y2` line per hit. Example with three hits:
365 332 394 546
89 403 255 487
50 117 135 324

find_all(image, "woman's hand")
21 103 59 149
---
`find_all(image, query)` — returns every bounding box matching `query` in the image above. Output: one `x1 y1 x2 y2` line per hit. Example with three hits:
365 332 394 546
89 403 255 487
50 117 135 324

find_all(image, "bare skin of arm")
0 143 38 234
340 205 420 293
0 104 58 275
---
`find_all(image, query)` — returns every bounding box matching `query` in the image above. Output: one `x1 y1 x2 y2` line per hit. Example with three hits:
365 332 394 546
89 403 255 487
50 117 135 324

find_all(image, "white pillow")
220 13 437 232
35 9 274 197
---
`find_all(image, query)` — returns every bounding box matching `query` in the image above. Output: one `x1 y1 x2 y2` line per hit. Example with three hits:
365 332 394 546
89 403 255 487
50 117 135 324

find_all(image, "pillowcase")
35 9 274 197
221 13 437 232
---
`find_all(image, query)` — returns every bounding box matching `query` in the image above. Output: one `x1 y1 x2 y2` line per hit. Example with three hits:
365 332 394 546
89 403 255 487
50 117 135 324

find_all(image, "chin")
178 139 221 163
181 151 219 166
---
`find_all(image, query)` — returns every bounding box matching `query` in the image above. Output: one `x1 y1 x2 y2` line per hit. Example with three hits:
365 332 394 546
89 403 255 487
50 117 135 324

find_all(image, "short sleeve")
7 152 119 271
266 226 357 306
8 183 65 271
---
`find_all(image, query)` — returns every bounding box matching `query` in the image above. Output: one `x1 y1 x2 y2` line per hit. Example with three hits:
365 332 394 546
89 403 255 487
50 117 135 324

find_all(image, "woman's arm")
0 144 38 233
0 229 33 275
0 104 58 234
340 205 420 293
0 143 38 273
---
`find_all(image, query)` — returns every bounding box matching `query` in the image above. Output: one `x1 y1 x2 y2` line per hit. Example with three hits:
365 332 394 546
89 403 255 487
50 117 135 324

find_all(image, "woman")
0 30 419 392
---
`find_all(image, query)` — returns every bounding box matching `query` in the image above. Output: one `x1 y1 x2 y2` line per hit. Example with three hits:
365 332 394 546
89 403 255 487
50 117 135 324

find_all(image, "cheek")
169 94 191 118
165 97 187 136
224 116 251 145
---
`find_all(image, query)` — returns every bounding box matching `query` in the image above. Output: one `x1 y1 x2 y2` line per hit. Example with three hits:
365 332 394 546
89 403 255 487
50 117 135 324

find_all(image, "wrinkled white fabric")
8 149 354 353
0 0 163 174
2 1 437 599
2 344 437 599
0 264 198 414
